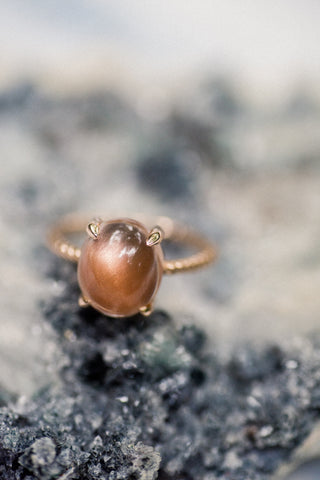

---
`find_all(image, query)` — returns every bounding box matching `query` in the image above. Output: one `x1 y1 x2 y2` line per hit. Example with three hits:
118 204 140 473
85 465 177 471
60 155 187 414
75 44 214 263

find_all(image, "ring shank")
47 214 217 274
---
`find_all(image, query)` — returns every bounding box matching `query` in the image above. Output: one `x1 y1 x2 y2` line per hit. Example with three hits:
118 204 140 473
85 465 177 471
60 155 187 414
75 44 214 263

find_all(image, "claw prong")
78 295 89 308
146 226 163 246
87 222 100 239
139 304 153 317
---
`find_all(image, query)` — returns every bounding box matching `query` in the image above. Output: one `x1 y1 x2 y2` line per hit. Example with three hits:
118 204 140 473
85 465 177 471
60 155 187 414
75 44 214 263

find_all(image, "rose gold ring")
47 214 217 318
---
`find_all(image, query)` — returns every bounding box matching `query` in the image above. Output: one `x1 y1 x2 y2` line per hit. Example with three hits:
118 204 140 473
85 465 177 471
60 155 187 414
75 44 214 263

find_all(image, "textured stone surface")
0 82 320 479
1 256 320 479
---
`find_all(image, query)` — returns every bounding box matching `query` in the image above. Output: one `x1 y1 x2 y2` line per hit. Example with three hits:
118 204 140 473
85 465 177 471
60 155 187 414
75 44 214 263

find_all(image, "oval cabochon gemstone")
77 219 163 317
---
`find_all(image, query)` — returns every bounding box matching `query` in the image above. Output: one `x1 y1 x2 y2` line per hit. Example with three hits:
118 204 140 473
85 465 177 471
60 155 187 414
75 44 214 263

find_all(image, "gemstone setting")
77 219 163 317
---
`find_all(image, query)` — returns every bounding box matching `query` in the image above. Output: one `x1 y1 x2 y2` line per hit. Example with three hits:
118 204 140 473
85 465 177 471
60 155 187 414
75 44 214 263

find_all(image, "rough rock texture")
1 83 320 479
1 257 320 479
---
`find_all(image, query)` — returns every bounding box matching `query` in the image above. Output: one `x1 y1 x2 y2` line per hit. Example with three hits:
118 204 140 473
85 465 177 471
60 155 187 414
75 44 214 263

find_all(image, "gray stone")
1 82 320 479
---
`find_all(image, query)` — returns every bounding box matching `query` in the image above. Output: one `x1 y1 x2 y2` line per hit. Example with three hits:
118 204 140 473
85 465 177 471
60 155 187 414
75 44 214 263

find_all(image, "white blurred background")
1 0 320 103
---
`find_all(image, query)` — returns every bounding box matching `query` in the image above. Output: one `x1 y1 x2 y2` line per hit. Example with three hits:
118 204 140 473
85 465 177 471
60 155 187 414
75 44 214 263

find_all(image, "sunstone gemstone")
77 219 163 317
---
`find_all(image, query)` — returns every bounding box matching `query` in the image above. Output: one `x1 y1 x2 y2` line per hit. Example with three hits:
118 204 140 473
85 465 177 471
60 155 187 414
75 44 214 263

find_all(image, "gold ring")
47 214 217 318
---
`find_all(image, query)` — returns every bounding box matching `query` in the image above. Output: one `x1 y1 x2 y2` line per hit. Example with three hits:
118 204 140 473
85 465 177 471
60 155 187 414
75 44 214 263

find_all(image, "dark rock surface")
1 256 320 479
1 83 320 479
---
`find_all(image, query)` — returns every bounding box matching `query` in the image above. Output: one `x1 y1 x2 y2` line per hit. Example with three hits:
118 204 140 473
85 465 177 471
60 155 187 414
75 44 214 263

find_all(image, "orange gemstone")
77 219 163 317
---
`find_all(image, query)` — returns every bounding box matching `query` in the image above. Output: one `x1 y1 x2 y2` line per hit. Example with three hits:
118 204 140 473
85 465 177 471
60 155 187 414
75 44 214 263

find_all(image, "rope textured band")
47 214 217 274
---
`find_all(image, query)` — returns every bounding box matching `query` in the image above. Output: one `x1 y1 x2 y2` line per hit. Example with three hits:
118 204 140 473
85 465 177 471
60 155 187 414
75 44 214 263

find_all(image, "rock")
1 257 320 479
1 82 320 479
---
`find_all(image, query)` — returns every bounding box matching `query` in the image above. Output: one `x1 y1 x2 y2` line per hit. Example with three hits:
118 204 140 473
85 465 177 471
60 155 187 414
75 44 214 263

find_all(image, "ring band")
47 214 217 318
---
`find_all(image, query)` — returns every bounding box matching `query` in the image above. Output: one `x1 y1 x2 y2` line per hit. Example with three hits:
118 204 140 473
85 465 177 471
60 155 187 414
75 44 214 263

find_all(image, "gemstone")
77 219 163 317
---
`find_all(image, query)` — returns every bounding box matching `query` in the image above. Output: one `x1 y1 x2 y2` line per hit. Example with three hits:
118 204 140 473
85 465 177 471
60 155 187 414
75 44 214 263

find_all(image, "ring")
47 214 217 318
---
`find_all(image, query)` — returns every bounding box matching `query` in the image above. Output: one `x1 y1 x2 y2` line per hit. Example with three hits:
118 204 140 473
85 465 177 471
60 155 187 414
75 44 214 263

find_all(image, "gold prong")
78 295 89 308
139 304 153 317
146 226 164 246
87 222 100 239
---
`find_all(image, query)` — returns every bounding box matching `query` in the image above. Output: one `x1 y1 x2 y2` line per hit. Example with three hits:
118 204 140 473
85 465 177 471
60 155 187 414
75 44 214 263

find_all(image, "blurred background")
0 1 320 478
